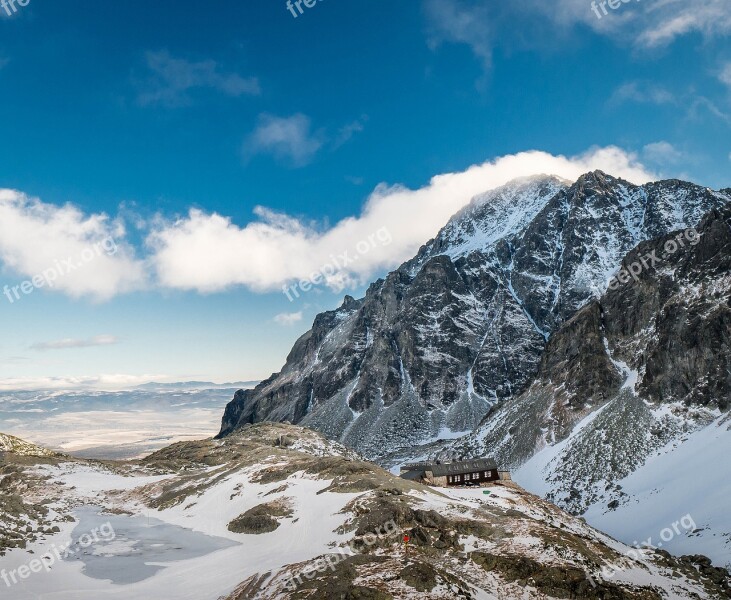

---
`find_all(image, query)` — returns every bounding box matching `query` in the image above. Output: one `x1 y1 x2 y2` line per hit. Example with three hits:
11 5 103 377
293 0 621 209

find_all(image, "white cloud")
147 146 656 295
333 116 368 148
243 113 325 167
635 0 731 48
137 50 260 107
609 82 677 106
0 356 28 366
427 0 731 66
243 113 365 166
30 335 119 352
688 96 731 126
642 141 684 165
273 311 303 326
0 190 146 300
424 0 493 69
0 373 169 392
529 0 731 47
609 82 731 128
0 147 659 302
720 62 731 89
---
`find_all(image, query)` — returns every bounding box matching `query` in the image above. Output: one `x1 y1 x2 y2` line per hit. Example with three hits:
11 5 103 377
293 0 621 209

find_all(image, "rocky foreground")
1 424 729 599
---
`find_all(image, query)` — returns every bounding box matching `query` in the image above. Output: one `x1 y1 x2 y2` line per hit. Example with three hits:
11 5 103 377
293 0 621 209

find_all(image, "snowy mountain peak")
446 203 731 568
412 174 569 264
219 172 729 466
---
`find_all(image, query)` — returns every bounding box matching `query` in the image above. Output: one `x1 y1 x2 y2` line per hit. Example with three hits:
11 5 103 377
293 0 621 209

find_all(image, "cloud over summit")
0 147 658 300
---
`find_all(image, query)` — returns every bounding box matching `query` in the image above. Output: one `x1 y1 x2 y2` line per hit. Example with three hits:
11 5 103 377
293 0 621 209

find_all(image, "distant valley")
0 383 257 459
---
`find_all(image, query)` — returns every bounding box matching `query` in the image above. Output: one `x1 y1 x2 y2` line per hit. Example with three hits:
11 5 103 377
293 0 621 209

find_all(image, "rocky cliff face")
447 202 731 465
219 172 730 461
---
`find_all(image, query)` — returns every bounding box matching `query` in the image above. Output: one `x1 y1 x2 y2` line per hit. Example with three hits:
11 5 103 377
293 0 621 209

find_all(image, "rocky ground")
1 424 729 599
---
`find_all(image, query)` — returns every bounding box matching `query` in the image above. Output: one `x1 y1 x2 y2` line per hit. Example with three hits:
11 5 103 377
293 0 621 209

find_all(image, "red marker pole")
403 534 410 557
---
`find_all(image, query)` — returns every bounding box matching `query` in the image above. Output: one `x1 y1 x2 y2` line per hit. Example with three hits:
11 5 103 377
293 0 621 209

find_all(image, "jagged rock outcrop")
220 172 729 460
446 204 731 520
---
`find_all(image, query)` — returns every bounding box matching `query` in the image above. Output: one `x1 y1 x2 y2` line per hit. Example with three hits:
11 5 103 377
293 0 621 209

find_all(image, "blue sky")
0 0 729 389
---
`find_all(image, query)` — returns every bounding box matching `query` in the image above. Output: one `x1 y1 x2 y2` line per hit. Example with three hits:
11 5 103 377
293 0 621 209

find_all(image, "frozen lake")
70 507 239 584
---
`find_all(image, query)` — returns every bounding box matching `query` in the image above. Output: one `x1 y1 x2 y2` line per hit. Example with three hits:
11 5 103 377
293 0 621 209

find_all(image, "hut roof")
399 469 425 481
429 458 497 477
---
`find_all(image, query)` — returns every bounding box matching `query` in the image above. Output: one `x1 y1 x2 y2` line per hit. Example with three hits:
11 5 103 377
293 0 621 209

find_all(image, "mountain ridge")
218 171 730 459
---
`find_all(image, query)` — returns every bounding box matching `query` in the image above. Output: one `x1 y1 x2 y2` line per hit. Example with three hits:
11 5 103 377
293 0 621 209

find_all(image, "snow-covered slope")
582 412 731 568
444 204 731 569
219 172 729 460
2 425 729 599
0 432 59 457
